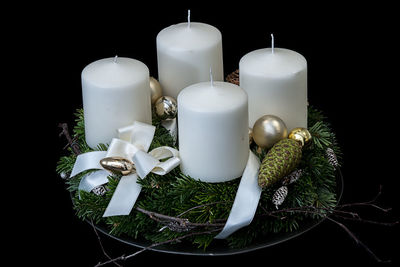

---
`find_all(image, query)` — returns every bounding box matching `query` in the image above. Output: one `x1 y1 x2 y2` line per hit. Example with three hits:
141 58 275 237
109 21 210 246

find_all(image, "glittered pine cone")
258 139 302 189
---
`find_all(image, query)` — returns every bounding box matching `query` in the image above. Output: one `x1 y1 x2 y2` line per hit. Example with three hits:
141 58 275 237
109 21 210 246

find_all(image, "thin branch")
338 185 391 212
135 207 225 230
259 205 398 227
94 228 223 267
90 220 122 267
330 213 399 227
325 217 391 263
58 122 81 155
258 204 396 263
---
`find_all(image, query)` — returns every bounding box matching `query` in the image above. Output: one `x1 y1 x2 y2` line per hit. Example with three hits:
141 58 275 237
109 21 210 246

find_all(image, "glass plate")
86 169 343 256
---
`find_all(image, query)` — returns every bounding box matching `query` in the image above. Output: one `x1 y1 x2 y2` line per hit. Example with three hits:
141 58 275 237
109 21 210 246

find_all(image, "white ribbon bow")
69 121 180 217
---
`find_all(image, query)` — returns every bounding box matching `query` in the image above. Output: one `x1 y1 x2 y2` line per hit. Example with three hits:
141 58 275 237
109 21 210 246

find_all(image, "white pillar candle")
178 80 249 183
82 57 152 149
239 37 307 131
156 12 223 99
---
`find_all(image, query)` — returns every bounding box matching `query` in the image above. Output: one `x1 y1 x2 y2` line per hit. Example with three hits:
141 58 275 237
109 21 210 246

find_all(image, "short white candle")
239 36 307 131
82 57 152 149
157 11 224 98
178 79 249 182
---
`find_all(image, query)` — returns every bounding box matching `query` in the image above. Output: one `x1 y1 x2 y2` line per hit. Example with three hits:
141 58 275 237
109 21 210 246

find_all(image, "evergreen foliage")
56 106 341 249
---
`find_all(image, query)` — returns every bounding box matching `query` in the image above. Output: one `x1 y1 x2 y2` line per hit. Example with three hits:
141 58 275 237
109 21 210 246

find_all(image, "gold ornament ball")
149 77 163 105
288 127 312 147
154 96 178 120
252 115 288 149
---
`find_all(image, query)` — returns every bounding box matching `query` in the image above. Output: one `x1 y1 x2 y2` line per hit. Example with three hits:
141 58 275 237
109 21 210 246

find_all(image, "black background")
19 2 399 266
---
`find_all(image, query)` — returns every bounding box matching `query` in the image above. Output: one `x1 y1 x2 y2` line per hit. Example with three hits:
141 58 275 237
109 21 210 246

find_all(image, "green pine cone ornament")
258 138 302 189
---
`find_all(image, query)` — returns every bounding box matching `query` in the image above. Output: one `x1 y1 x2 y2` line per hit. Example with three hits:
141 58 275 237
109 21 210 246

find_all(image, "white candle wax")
157 22 224 98
239 48 307 131
178 81 249 182
82 57 152 149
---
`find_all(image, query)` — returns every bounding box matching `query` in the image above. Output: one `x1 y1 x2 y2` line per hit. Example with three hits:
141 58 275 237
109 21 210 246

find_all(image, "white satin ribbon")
69 121 180 217
215 151 261 239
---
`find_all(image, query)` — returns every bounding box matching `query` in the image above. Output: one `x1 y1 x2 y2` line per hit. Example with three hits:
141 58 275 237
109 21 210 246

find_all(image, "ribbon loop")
70 151 107 177
118 121 155 151
149 146 180 175
106 138 139 159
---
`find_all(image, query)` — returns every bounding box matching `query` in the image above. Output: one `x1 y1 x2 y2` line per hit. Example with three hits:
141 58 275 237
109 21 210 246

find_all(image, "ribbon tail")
78 170 109 192
103 173 142 217
214 150 261 239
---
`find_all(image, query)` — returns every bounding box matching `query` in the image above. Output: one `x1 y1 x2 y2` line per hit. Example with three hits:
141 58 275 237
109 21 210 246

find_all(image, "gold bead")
252 115 288 149
149 77 163 105
154 96 178 120
288 127 312 147
100 157 135 176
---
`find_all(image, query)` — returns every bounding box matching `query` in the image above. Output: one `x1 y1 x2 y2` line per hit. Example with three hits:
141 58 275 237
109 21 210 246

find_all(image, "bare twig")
338 186 392 213
256 193 397 263
58 122 81 155
94 228 223 267
325 217 391 263
90 220 122 267
135 207 225 231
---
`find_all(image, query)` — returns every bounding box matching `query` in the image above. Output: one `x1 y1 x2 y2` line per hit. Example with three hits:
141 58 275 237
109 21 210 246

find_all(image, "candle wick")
271 33 274 54
187 9 191 28
113 55 118 63
210 67 213 87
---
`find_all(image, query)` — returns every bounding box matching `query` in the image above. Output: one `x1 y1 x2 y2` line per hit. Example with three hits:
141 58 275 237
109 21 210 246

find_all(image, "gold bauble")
100 157 135 176
154 96 178 120
288 127 312 147
252 115 288 149
149 77 163 105
249 128 254 145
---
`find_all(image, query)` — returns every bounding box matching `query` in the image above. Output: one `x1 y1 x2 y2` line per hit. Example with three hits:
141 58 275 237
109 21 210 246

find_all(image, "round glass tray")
86 169 343 256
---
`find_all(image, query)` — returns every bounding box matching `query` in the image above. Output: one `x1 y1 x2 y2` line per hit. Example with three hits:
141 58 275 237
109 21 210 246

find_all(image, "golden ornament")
100 157 135 176
288 127 312 147
252 115 288 149
150 77 163 105
154 96 178 120
249 127 254 145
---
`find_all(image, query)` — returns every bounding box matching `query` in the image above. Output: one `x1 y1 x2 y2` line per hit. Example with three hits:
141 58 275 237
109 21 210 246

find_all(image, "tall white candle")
178 80 249 182
239 38 307 131
157 12 223 98
82 57 152 149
